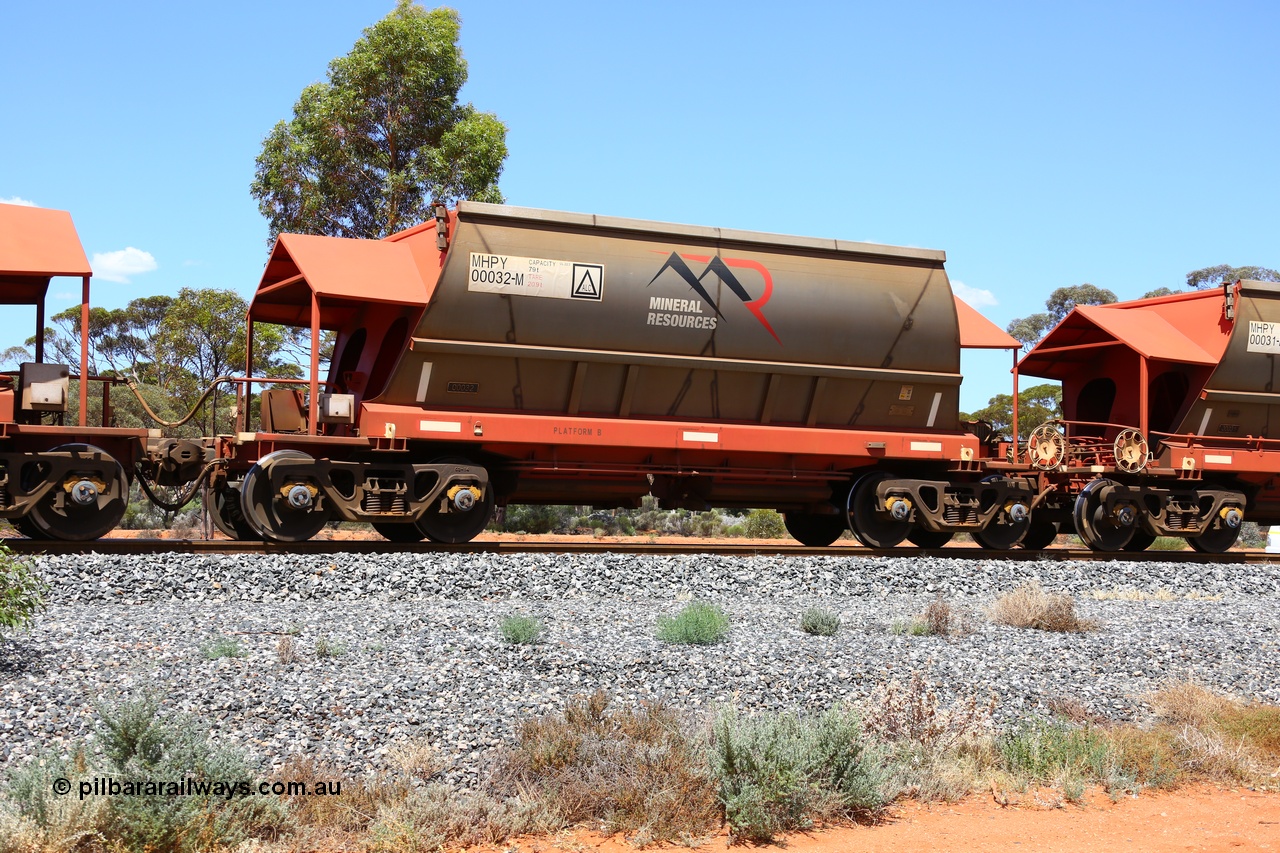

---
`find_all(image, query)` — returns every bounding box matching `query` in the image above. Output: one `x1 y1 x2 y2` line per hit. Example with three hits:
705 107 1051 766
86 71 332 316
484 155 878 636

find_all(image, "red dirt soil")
479 786 1280 853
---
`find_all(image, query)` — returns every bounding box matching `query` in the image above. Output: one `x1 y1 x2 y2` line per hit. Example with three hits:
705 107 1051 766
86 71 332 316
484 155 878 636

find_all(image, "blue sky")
2 0 1276 411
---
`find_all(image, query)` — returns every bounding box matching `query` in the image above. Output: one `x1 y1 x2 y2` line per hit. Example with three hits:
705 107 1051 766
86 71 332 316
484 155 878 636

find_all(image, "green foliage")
962 382 1062 440
1005 312 1053 350
1005 284 1117 351
800 607 840 637
1142 286 1178 299
711 707 889 842
315 637 348 658
496 504 574 535
201 637 244 660
0 543 46 635
30 289 305 436
998 717 1111 785
743 508 786 539
252 1 507 242
8 697 287 852
1186 264 1280 290
655 601 730 645
499 615 545 645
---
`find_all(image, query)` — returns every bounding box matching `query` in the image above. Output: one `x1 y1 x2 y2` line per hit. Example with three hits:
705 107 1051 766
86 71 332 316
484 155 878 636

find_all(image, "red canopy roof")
954 295 1020 349
250 233 428 327
1019 289 1228 380
0 204 92 304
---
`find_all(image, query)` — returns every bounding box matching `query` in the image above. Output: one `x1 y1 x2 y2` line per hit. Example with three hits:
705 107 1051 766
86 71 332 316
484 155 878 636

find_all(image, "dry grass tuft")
276 635 300 665
989 581 1098 632
923 597 957 636
493 690 719 842
1148 681 1280 770
1147 681 1236 727
388 737 446 783
269 754 406 836
862 672 994 754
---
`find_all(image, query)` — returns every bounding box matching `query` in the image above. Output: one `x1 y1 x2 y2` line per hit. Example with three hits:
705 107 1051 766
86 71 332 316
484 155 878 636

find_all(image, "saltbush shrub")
6 697 286 853
499 615 545 645
655 601 730 645
800 607 841 636
0 543 46 635
712 707 889 842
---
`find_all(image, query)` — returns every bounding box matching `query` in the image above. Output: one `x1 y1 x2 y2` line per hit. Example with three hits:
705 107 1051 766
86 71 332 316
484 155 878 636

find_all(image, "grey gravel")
2 550 1277 785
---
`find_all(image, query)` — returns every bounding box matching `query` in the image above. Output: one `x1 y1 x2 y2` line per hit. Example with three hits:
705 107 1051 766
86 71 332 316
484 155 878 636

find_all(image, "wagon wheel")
1019 519 1060 550
972 509 1031 550
25 444 129 541
414 456 494 544
1026 423 1067 471
13 515 45 540
1113 429 1151 474
240 450 332 543
1072 479 1135 552
783 512 846 547
906 528 954 549
210 483 261 541
845 471 910 548
1123 531 1157 552
372 521 427 543
1188 517 1242 554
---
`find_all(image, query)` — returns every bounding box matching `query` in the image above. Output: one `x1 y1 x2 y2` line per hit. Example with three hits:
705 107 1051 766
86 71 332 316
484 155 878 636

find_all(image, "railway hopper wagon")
223 201 1031 545
1013 282 1280 553
0 204 201 541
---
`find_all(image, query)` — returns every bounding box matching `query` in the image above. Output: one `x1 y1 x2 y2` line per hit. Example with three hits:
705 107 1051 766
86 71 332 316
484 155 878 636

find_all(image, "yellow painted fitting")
62 475 107 493
884 496 912 512
448 485 482 501
278 482 319 499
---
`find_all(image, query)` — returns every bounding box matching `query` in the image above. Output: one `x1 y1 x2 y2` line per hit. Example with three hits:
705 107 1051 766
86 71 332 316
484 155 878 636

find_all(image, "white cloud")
91 247 158 283
951 280 998 308
1 196 36 207
53 292 75 300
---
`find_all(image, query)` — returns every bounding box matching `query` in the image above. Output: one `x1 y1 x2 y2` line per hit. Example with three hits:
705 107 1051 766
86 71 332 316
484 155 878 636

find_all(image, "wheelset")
845 471 910 548
1073 479 1136 552
413 456 493 544
783 512 846 547
240 450 332 543
24 444 129 541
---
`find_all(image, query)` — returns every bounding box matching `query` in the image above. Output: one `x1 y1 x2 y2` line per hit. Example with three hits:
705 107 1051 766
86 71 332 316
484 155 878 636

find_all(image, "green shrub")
498 505 574 535
315 637 348 658
499 615 545 645
800 607 840 636
743 509 786 539
7 697 287 853
998 717 1111 784
711 707 889 842
656 601 730 645
201 637 244 660
0 543 46 635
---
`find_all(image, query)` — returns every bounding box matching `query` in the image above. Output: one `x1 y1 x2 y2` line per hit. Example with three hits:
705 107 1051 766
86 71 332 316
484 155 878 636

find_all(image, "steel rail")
0 536 1269 563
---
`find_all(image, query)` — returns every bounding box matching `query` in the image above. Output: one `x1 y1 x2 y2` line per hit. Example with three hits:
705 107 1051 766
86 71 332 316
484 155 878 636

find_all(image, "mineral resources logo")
646 252 781 344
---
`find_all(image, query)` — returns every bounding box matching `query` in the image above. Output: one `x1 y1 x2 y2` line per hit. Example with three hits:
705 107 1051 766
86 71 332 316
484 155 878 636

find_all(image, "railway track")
0 535 1272 562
